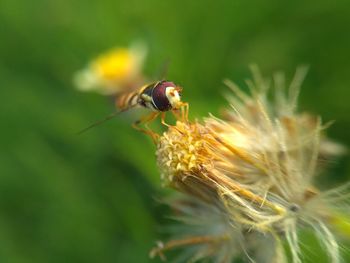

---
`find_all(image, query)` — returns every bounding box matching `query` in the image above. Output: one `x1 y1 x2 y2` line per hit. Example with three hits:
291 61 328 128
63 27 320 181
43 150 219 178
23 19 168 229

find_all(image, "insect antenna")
155 59 171 81
77 107 134 135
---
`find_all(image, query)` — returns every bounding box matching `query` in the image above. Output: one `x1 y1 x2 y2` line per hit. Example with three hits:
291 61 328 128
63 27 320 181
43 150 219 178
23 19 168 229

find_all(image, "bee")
78 80 188 137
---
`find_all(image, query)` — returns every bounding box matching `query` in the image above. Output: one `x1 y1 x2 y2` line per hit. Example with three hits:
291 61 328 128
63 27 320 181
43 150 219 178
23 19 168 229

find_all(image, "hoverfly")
78 80 188 138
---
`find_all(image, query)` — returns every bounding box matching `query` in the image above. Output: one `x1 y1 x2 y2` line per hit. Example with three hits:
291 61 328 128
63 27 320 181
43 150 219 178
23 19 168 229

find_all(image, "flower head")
153 66 349 263
74 42 147 95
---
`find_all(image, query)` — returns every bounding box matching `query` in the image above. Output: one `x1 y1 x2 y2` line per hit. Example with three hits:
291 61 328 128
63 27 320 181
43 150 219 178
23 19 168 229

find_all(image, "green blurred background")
1 0 350 262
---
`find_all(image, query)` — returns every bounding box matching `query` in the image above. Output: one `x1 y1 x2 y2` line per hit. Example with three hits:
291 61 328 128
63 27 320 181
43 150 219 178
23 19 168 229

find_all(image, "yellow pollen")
156 122 210 183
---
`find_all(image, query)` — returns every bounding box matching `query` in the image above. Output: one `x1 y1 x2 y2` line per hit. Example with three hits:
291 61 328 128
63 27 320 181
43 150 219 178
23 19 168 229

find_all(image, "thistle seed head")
153 67 349 263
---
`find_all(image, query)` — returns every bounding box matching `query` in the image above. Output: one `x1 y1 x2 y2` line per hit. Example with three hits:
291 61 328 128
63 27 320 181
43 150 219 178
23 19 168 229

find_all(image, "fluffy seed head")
154 66 349 263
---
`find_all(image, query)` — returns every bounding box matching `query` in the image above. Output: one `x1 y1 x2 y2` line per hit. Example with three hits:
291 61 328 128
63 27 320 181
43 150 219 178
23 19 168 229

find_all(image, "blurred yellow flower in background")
74 42 147 95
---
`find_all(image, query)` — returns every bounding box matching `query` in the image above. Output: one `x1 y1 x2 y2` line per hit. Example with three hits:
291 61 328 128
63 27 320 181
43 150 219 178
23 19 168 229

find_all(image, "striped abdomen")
116 82 152 110
116 90 141 110
116 82 154 111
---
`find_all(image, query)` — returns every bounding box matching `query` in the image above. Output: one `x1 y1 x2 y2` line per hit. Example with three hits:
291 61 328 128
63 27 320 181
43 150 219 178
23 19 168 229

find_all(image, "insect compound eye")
151 81 176 111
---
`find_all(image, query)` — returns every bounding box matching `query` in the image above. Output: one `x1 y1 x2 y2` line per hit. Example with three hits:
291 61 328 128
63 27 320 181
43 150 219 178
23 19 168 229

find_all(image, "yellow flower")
153 66 349 263
92 48 136 81
74 42 147 95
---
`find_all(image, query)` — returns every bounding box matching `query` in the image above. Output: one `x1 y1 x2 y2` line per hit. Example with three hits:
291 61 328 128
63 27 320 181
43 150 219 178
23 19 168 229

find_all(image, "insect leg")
160 112 171 128
132 112 159 142
180 102 189 122
185 102 189 121
144 112 160 131
171 109 181 120
171 102 189 123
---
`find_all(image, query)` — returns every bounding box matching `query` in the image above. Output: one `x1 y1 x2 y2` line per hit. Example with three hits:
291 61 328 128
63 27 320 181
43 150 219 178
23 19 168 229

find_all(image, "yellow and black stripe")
116 82 159 111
